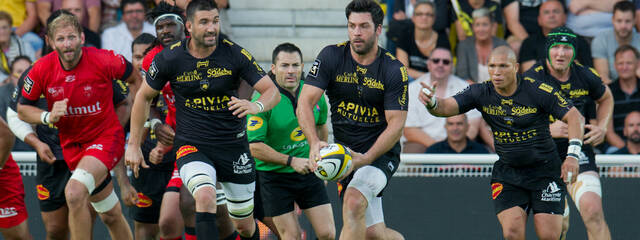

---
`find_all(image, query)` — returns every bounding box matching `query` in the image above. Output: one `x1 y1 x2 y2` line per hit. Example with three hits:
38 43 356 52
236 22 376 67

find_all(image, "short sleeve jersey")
305 42 408 153
453 77 572 188
11 67 129 160
146 37 266 145
142 44 177 129
524 63 605 161
396 28 450 73
247 81 328 173
20 47 131 146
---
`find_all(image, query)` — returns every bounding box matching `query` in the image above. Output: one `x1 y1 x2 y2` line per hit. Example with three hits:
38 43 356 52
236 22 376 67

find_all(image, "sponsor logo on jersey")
176 145 198 159
207 68 232 78
335 72 358 84
48 86 64 99
247 116 264 131
400 66 408 82
65 74 75 82
177 70 202 82
184 95 230 112
240 49 253 60
83 84 93 97
36 184 50 200
170 41 181 50
136 193 152 208
561 83 571 90
363 77 384 90
223 39 233 46
148 62 158 80
196 60 209 68
482 105 506 116
493 129 538 144
501 99 513 106
569 89 589 98
538 83 554 93
524 77 535 83
66 102 102 116
116 80 128 95
0 207 18 218
290 127 305 141
491 183 503 199
356 66 367 75
86 144 104 151
511 106 537 116
541 181 562 202
24 76 33 94
386 52 397 61
398 85 407 106
589 67 600 77
309 59 321 78
336 101 381 123
554 91 569 107
233 153 252 174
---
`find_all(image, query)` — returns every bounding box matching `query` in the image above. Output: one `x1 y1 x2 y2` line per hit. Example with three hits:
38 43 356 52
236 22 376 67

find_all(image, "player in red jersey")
0 119 32 240
17 13 137 240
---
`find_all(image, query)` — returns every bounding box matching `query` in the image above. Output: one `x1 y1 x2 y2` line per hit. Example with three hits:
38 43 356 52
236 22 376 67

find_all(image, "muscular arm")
396 48 425 79
17 103 46 124
128 81 160 147
561 107 585 141
584 86 613 145
15 1 38 36
355 110 407 168
593 58 611 84
249 143 290 166
426 97 462 117
0 119 15 169
503 2 529 41
297 85 324 148
252 75 280 112
316 123 328 142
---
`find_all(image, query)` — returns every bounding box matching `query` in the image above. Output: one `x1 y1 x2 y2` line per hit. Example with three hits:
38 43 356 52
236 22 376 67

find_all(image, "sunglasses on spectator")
430 58 451 65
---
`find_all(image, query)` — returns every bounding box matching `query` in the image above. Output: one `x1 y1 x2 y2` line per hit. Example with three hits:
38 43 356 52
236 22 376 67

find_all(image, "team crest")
200 80 209 91
36 184 50 200
136 193 152 208
492 183 503 200
309 59 321 77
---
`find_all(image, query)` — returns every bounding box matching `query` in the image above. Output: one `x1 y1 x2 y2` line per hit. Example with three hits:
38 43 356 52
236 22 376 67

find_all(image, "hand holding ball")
314 144 353 181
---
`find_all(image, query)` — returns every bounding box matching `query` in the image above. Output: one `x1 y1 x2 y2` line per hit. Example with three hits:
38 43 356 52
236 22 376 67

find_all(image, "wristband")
40 111 50 125
255 101 264 113
422 87 438 109
286 155 293 166
144 118 162 130
567 139 582 160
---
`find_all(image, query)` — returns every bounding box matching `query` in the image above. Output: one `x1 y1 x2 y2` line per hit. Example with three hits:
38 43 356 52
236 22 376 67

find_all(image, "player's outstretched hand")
561 156 579 184
308 141 328 171
120 182 138 207
584 124 605 146
291 157 311 175
49 99 69 123
34 141 56 164
228 96 260 118
549 120 569 138
418 81 438 108
155 123 175 146
125 146 149 178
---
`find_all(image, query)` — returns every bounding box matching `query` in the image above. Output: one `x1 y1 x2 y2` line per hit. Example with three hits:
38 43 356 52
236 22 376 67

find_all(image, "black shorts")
491 179 566 215
258 170 330 217
339 144 401 198
174 139 255 184
558 141 598 173
130 167 172 224
36 159 71 212
253 172 265 221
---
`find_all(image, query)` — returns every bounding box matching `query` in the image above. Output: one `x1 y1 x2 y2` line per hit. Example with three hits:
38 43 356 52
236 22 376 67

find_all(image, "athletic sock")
222 231 239 240
195 212 219 239
185 226 197 240
239 222 259 240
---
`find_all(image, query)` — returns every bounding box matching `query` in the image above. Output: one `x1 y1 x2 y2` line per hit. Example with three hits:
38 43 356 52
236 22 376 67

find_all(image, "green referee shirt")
247 81 328 173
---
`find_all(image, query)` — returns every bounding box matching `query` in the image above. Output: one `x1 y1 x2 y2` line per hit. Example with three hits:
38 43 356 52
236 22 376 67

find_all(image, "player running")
126 0 280 238
298 0 407 239
17 13 137 240
420 46 583 240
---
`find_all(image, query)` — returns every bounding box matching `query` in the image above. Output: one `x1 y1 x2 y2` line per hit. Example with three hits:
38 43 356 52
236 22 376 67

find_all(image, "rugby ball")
314 144 352 181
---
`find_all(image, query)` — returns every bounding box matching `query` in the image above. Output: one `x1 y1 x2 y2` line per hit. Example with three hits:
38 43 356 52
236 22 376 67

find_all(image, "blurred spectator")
36 0 101 33
606 45 640 151
0 11 35 81
455 8 507 83
387 0 450 54
565 0 618 38
451 0 501 41
404 48 486 153
102 0 155 62
393 0 417 20
0 56 33 151
518 0 592 72
396 1 450 80
426 114 489 153
0 0 42 53
592 1 640 85
613 111 640 154
215 0 233 39
501 0 540 53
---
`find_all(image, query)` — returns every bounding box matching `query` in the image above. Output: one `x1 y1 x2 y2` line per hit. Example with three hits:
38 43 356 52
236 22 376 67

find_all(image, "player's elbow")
567 108 585 126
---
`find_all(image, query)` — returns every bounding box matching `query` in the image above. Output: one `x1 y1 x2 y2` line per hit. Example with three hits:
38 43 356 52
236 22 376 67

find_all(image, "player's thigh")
74 155 110 187
272 211 301 238
134 221 159 240
533 213 562 239
158 191 185 236
130 167 172 224
257 171 298 218
303 203 335 238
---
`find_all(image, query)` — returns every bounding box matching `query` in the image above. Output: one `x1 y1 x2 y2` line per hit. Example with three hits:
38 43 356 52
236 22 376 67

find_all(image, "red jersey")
21 47 130 146
143 44 176 129
0 155 27 228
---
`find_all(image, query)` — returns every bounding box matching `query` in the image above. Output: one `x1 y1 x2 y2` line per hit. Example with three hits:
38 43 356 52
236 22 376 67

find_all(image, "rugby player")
298 0 407 239
248 42 335 240
419 46 583 240
17 13 137 240
0 120 31 240
126 0 280 238
524 27 613 240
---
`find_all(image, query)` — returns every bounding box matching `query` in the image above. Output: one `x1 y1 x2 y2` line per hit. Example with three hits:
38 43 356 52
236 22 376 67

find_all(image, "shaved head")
491 46 517 63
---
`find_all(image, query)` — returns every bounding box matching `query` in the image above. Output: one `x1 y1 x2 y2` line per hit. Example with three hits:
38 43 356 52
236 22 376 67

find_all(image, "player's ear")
514 62 519 73
375 23 382 36
185 21 192 33
270 63 276 74
80 31 85 46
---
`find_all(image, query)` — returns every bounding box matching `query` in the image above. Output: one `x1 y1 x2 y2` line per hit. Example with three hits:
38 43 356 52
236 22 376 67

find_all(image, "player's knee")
193 187 216 208
64 181 88 207
502 224 524 240
98 202 123 226
316 227 335 240
343 189 367 216
280 227 301 240
365 225 385 240
234 219 255 237
579 200 604 224
537 230 561 240
44 220 68 240
158 216 181 237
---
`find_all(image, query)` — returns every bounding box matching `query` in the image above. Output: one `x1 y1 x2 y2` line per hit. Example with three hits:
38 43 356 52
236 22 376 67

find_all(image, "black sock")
239 221 259 240
184 226 196 237
195 212 219 239
222 231 239 240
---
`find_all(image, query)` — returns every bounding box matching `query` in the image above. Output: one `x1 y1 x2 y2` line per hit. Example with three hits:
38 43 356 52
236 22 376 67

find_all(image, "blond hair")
47 13 82 38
